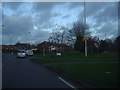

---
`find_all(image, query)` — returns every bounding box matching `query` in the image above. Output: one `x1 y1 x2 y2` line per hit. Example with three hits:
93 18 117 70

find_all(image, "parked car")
25 50 33 56
17 50 26 58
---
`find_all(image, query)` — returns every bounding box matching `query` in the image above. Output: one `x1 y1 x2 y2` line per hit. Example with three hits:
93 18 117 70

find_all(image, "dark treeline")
73 36 120 54
87 36 120 54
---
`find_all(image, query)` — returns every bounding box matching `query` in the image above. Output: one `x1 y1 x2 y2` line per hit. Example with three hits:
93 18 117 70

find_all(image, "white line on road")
58 77 76 89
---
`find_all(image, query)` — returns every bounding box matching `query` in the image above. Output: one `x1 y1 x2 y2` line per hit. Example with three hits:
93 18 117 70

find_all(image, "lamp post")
84 1 88 57
27 32 30 50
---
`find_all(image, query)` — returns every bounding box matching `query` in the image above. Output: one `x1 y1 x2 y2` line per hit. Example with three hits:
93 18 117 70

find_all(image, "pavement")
2 53 77 89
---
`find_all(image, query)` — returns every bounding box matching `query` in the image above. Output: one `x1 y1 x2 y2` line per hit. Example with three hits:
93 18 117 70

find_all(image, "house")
2 45 15 52
37 41 72 53
2 42 31 52
15 42 30 50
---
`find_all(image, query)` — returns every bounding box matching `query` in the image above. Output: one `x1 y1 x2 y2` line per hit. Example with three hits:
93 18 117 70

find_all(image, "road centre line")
58 77 76 89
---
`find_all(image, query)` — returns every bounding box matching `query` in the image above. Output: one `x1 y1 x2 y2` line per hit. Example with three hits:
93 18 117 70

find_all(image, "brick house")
2 42 31 52
15 42 30 50
2 45 15 52
37 41 72 53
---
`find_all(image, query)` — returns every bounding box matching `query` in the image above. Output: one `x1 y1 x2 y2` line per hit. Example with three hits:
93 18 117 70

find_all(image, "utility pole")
27 32 30 50
84 1 88 57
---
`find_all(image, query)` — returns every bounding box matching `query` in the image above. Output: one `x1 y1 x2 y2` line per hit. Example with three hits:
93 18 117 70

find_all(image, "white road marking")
58 77 76 89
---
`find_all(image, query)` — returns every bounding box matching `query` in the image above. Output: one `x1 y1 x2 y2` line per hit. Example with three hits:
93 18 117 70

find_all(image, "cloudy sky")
1 1 118 45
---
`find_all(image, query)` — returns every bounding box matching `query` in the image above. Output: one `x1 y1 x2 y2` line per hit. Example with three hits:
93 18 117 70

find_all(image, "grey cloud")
78 2 111 19
16 30 49 44
86 2 111 17
32 2 83 31
33 30 49 40
34 11 55 30
2 25 49 45
31 30 49 44
32 2 64 30
2 2 23 11
2 2 34 17
103 4 118 20
0 8 2 27
2 15 33 36
2 35 10 45
68 2 83 9
52 12 61 17
62 15 70 19
2 2 61 45
3 29 49 45
38 11 52 24
2 16 33 44
90 2 118 34
32 2 63 12
94 4 118 23
0 3 1 19
97 22 118 38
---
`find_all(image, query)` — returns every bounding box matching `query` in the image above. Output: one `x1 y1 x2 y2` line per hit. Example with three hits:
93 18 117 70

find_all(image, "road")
2 53 75 88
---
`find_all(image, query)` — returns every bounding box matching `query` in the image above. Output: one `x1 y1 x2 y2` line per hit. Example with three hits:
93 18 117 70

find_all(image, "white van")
25 50 33 56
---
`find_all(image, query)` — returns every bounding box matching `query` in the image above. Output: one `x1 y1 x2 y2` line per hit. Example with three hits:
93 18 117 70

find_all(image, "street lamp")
84 1 88 57
27 32 30 50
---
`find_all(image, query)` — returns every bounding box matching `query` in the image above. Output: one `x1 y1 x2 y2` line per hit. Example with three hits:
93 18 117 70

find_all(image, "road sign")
83 37 90 40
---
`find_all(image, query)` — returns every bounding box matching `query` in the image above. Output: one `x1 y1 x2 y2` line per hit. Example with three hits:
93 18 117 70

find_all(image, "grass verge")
33 52 119 63
51 63 120 88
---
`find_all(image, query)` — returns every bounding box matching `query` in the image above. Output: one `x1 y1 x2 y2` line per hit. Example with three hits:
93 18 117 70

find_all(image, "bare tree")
48 21 91 52
67 21 90 52
48 26 68 44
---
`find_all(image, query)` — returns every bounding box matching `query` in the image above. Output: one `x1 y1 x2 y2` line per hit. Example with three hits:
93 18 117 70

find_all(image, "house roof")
16 42 30 46
38 41 71 48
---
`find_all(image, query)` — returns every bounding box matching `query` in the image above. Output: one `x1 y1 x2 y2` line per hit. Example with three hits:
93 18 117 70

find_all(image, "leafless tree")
68 21 90 51
48 21 91 51
48 26 68 44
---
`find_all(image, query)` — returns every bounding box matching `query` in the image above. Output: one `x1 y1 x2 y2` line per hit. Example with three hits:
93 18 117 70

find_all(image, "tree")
68 21 90 52
98 39 113 53
48 26 68 44
113 36 120 53
87 37 98 54
48 21 91 52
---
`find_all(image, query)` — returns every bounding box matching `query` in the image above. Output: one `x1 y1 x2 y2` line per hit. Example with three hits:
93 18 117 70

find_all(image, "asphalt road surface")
2 53 75 88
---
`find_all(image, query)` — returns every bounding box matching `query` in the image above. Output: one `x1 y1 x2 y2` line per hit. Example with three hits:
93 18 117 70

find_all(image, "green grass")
51 63 120 88
32 52 120 88
33 52 119 63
